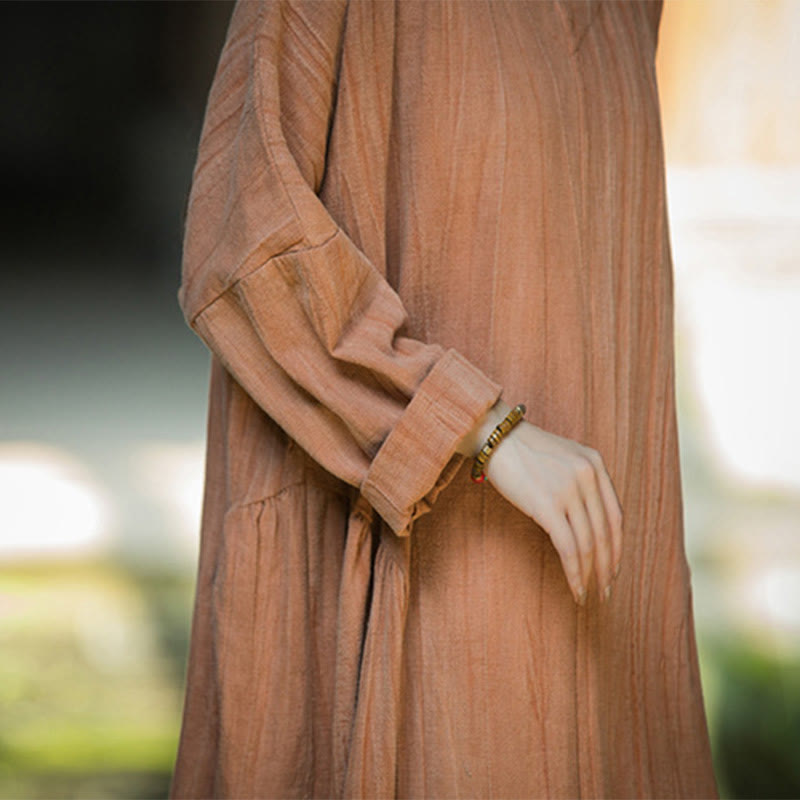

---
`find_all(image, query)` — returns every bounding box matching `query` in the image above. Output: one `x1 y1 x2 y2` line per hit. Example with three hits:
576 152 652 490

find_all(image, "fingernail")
604 584 613 602
577 587 587 606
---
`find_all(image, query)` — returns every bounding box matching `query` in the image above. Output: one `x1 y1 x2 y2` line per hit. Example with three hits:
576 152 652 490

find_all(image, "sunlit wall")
657 2 800 795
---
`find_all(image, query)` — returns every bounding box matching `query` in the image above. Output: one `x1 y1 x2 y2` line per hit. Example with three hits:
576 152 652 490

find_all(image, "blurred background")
1 1 798 798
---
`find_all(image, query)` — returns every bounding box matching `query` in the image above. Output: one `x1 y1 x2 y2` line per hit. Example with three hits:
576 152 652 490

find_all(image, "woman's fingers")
564 491 595 594
569 452 612 599
564 457 613 601
586 449 624 577
582 483 614 600
541 511 585 604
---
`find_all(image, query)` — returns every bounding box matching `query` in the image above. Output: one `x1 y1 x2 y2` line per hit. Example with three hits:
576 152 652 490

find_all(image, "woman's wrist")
456 397 514 457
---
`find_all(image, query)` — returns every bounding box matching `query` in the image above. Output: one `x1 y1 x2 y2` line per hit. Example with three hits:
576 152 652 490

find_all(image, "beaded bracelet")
470 403 527 483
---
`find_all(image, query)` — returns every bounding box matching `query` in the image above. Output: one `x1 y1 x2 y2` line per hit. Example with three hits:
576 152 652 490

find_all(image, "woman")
170 1 719 797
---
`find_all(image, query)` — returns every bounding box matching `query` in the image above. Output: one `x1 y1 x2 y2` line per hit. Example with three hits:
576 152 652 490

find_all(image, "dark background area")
0 5 235 797
0 1 236 499
1 1 233 276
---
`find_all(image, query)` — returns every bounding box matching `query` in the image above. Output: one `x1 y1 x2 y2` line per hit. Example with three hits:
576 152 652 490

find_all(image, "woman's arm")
180 0 502 538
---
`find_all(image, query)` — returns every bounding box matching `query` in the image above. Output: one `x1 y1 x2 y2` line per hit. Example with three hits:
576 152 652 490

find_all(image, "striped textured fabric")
170 1 719 797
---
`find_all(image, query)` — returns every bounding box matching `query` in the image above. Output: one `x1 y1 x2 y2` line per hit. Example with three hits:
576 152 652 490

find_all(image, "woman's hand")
458 399 623 605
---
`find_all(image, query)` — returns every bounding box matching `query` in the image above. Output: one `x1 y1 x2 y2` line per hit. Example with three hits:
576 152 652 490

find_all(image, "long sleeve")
178 0 503 537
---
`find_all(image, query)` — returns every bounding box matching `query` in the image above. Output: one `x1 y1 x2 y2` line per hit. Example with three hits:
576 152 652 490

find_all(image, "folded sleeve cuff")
360 348 504 537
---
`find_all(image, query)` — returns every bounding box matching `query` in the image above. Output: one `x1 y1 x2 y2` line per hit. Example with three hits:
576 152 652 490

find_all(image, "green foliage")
0 562 193 800
712 643 800 800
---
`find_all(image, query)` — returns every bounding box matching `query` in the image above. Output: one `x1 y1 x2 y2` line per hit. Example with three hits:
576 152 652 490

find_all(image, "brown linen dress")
170 1 719 797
